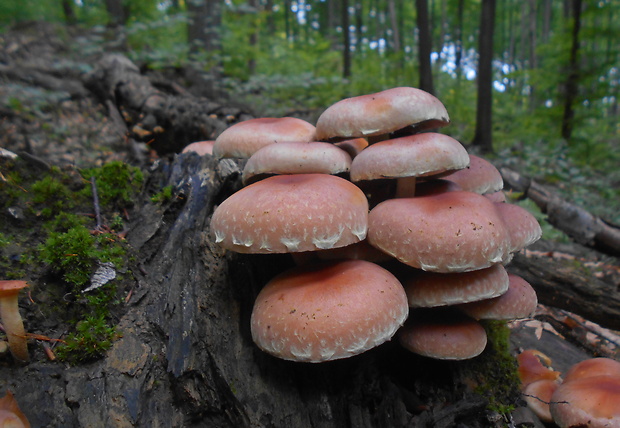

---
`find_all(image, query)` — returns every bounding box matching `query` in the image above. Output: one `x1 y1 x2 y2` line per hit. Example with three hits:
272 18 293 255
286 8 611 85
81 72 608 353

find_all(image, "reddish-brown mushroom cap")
181 140 215 156
562 358 620 383
367 191 511 272
549 375 620 428
213 117 316 159
0 390 30 428
398 310 487 360
210 174 368 253
494 203 542 254
315 87 450 141
402 264 510 308
517 349 561 388
523 379 559 423
444 154 503 195
241 141 352 185
350 133 469 182
458 274 538 320
250 260 409 362
0 280 29 363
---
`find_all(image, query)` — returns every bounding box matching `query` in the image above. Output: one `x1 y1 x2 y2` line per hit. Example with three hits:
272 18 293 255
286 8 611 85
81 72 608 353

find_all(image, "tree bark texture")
416 0 434 94
84 54 253 155
471 0 496 153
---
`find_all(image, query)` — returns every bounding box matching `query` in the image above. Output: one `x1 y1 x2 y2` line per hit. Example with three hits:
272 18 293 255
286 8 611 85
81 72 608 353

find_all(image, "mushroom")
522 379 558 423
516 349 561 388
549 375 620 428
398 309 487 360
493 202 542 255
349 132 470 198
181 140 215 156
562 357 620 383
0 390 30 428
402 264 510 308
210 174 368 253
367 191 512 272
250 259 409 362
212 117 316 159
457 274 538 320
0 280 29 363
334 138 369 158
315 87 450 142
241 141 352 185
444 154 504 195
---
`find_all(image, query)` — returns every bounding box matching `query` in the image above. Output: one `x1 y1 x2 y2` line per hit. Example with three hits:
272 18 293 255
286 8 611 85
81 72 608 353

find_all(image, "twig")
90 175 103 230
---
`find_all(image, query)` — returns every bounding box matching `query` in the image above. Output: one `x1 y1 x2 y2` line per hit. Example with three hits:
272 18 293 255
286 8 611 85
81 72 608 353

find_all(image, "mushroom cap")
398 310 487 360
250 260 409 362
484 191 506 203
210 174 368 253
494 203 542 253
315 87 450 141
458 274 538 320
562 358 620 383
0 281 28 297
549 375 620 428
213 117 316 159
334 138 369 158
367 191 511 272
181 140 215 156
402 264 510 308
517 349 561 388
444 154 503 194
349 133 469 182
0 391 30 428
315 240 393 264
414 179 463 196
523 379 559 423
241 141 352 185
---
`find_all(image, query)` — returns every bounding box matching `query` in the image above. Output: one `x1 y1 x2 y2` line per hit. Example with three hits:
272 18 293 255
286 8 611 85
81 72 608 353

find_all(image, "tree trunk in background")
471 0 495 154
104 0 127 27
187 0 223 56
61 0 77 25
454 0 464 79
561 0 582 141
416 0 434 94
387 0 401 53
342 0 352 78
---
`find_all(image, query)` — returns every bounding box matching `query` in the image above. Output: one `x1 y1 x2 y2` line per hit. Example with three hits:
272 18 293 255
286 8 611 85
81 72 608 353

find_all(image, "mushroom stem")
395 176 416 198
0 285 29 363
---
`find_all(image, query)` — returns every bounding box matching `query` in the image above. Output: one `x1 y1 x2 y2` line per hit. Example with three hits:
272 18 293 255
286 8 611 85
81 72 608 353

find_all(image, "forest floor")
1 20 619 427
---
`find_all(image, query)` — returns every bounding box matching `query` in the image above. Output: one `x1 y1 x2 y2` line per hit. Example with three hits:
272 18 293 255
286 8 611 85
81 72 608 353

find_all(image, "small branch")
90 176 102 230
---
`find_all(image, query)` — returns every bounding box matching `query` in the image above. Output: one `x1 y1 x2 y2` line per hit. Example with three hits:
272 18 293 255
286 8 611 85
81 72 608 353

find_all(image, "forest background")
1 0 619 223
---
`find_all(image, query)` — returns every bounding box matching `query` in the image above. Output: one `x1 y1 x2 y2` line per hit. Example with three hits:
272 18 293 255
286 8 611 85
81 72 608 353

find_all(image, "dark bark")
416 0 434 94
471 0 496 154
508 250 620 331
501 167 620 256
104 0 128 27
561 0 583 140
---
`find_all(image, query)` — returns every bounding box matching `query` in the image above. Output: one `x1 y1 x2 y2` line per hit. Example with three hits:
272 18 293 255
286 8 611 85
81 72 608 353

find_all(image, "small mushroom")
444 154 504 195
213 117 316 159
315 87 450 142
0 280 29 363
0 390 30 428
562 357 620 383
181 140 215 156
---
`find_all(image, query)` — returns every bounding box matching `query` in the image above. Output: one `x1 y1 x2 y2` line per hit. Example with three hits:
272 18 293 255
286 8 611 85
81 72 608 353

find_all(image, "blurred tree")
416 0 434 94
561 0 582 140
187 0 223 57
472 0 496 153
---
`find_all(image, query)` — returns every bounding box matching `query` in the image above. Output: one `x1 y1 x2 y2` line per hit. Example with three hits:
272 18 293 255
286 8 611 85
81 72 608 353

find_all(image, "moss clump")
80 161 144 208
55 313 120 364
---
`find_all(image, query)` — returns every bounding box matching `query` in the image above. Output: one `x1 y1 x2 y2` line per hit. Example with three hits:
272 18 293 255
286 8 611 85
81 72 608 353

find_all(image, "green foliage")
150 185 174 204
55 313 119 364
30 174 75 218
80 161 144 209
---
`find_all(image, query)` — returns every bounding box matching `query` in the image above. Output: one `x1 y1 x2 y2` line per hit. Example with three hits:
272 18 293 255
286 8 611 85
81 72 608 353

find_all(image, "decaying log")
83 54 254 154
508 250 620 331
501 167 620 256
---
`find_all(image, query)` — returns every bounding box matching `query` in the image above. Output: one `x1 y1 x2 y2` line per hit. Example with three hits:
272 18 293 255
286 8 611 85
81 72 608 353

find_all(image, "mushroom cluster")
518 351 620 427
210 87 542 363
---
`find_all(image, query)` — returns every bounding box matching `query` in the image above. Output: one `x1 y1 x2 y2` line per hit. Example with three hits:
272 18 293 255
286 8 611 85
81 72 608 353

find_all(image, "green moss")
150 185 174 204
30 175 74 218
55 313 120 364
81 161 144 209
464 320 521 417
